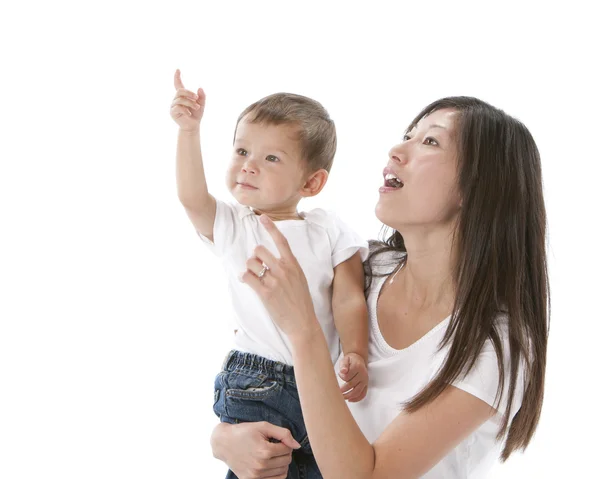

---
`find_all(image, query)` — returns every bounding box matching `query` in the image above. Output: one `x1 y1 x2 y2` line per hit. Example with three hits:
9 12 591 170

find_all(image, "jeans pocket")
226 377 279 400
221 371 282 423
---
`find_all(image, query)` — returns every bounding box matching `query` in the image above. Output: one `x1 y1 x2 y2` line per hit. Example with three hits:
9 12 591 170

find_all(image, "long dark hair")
366 97 549 460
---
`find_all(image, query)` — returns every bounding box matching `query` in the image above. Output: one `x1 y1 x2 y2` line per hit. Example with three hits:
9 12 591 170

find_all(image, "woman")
210 97 549 478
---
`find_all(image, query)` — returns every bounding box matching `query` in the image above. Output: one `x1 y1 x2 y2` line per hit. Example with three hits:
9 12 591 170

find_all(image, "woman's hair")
366 96 549 461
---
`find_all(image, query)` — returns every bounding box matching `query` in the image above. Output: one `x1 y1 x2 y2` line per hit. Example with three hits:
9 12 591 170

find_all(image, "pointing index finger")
174 69 185 90
259 215 293 259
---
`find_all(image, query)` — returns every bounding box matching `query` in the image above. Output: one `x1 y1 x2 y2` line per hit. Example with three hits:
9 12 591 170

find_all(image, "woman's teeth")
384 173 404 188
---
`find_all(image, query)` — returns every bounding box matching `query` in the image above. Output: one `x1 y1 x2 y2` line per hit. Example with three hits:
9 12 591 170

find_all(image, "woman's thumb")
263 423 301 449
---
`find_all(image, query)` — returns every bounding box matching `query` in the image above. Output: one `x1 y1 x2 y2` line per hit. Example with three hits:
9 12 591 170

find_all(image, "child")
170 70 369 477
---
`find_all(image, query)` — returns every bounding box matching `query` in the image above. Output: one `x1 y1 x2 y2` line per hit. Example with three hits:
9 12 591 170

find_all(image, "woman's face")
376 108 462 233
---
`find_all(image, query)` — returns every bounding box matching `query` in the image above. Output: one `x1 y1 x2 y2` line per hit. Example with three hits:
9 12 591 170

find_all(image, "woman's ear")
300 169 329 197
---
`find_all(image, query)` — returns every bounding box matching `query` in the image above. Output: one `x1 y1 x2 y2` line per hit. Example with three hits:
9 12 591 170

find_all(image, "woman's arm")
242 216 498 478
291 327 374 477
292 330 496 478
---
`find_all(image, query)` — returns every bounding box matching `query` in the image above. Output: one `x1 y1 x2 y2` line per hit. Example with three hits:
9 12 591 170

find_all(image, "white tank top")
336 251 525 478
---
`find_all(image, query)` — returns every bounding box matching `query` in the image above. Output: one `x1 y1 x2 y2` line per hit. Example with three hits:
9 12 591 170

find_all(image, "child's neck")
250 207 303 222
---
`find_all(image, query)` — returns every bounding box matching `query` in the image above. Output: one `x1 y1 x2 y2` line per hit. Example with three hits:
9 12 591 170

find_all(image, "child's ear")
299 169 328 198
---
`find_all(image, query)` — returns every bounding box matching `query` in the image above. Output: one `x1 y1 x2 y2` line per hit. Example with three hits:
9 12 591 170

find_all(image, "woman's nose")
388 144 408 164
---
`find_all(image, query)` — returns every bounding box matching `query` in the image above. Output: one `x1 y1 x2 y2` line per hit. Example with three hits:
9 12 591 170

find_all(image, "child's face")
227 119 309 214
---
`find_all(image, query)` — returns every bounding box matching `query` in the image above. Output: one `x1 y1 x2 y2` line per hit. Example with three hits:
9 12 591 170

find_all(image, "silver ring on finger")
257 262 269 279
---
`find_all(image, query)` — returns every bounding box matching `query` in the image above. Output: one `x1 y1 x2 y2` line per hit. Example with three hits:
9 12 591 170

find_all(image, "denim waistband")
223 350 296 384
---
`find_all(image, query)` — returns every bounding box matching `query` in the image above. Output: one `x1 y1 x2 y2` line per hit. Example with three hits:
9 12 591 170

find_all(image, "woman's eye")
265 155 280 162
403 135 411 141
424 137 439 146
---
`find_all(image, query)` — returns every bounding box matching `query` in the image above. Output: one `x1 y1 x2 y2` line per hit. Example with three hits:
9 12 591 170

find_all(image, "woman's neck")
399 229 457 311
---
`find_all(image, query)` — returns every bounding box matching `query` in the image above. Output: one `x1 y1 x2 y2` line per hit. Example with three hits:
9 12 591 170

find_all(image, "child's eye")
423 137 439 146
265 155 280 162
237 148 248 156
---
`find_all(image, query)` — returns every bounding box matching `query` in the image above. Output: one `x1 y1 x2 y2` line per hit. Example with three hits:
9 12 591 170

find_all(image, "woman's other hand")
210 421 300 479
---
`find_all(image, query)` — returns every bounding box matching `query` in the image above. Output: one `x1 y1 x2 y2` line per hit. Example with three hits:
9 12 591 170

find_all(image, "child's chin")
232 191 257 208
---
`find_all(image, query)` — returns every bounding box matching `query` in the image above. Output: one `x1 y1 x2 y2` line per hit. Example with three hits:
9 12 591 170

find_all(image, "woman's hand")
211 422 300 479
240 215 322 341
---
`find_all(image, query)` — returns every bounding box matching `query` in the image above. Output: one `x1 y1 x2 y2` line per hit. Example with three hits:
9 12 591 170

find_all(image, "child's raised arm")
171 69 216 240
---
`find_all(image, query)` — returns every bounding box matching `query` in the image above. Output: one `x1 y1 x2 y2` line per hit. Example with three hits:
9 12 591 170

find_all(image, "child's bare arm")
332 252 368 360
171 69 217 240
176 129 216 240
332 252 369 402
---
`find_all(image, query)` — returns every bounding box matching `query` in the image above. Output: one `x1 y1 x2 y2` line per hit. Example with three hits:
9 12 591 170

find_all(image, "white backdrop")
1 1 598 477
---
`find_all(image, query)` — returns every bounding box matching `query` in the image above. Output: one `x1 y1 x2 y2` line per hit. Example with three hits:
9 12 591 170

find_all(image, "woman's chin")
375 203 409 233
375 200 397 226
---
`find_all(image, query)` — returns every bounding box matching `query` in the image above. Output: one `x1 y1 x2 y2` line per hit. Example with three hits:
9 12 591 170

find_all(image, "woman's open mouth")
383 167 404 189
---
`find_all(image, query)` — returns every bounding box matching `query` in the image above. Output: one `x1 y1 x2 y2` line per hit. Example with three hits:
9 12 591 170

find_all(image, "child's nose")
242 156 258 174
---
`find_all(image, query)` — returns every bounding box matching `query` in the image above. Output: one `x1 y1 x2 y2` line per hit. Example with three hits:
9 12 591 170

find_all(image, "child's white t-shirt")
198 199 369 365
338 250 526 478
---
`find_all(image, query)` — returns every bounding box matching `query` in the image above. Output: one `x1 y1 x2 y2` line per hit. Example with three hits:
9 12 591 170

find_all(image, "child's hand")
170 69 206 132
338 352 369 402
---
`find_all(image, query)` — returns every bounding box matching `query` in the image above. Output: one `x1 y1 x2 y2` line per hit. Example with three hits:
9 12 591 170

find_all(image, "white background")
1 1 598 477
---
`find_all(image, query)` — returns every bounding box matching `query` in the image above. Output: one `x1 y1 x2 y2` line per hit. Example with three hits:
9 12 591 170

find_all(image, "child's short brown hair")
235 93 337 173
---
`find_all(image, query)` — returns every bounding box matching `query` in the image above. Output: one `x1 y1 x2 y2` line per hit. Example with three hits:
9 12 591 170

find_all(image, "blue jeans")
213 350 322 479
